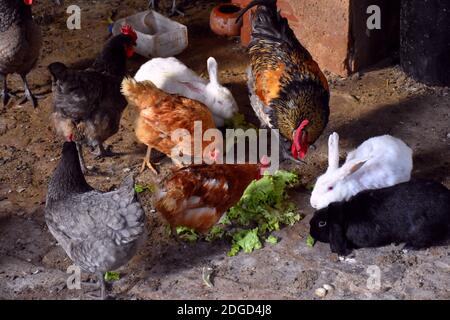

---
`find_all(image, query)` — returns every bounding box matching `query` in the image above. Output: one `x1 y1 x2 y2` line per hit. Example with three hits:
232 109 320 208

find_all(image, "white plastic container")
112 10 188 58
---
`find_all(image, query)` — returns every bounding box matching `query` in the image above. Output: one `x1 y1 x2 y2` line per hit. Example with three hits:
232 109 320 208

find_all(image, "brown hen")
155 163 265 233
121 78 219 174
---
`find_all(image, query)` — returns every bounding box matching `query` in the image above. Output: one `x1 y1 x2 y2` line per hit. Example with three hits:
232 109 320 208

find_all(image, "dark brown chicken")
237 0 330 162
155 163 267 233
48 26 137 172
0 0 42 108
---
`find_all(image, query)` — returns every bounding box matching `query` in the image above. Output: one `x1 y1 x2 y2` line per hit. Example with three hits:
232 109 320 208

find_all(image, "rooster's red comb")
121 25 138 43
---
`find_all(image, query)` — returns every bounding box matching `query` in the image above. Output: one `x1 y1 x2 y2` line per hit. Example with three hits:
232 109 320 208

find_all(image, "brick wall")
279 0 352 76
233 0 400 76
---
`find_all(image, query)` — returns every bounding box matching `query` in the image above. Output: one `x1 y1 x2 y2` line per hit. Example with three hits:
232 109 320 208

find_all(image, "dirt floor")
0 0 449 300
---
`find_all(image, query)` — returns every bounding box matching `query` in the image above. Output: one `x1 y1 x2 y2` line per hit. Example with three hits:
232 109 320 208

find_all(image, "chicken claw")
93 144 118 159
76 143 100 176
1 74 12 108
18 74 38 108
169 0 184 16
82 272 107 300
1 91 12 109
149 0 183 16
140 147 158 174
148 0 159 10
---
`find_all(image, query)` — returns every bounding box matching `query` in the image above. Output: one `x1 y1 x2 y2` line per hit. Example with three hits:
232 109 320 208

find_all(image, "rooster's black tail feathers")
236 0 299 48
236 0 277 23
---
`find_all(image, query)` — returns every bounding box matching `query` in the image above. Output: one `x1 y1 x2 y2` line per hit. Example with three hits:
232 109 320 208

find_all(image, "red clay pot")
232 0 256 46
210 3 243 37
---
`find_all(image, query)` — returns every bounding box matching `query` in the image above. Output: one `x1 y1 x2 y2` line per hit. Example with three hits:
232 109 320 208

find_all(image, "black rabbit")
309 180 450 256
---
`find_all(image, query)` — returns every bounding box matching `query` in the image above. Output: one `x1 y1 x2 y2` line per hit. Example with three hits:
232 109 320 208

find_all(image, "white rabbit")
310 132 413 210
134 57 238 127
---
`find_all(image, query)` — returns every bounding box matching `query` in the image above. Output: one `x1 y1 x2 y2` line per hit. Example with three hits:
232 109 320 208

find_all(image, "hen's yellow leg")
140 147 158 174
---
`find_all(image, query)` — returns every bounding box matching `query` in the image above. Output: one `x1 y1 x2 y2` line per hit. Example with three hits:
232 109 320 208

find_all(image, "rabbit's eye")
319 221 327 227
328 186 334 191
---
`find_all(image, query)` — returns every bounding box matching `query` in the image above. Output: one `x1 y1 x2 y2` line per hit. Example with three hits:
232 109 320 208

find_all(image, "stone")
315 287 327 297
323 284 334 292
232 0 256 46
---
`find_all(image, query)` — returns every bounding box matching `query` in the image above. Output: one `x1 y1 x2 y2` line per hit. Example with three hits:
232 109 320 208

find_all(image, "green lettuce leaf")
266 235 278 244
176 226 199 242
168 170 302 256
228 228 262 256
134 184 154 194
104 271 120 282
306 234 316 247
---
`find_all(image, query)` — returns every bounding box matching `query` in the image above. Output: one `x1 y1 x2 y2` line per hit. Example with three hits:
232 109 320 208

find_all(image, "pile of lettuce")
136 112 308 254
176 170 303 256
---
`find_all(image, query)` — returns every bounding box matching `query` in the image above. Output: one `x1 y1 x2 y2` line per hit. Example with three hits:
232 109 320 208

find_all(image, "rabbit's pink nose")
260 155 270 166
209 149 221 162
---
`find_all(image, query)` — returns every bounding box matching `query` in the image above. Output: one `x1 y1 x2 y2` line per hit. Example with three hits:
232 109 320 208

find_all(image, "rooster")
121 78 219 174
48 26 137 172
0 0 42 108
154 162 269 233
237 0 330 163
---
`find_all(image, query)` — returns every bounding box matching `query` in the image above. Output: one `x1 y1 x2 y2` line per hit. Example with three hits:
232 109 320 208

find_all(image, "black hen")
48 27 137 171
45 141 145 299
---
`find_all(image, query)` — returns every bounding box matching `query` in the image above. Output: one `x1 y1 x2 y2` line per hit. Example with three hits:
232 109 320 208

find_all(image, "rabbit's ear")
207 57 219 85
177 80 204 94
327 132 340 172
328 205 348 255
340 159 368 178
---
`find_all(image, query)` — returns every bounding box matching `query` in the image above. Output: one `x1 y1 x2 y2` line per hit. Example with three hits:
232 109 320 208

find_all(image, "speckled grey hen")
45 141 146 299
0 0 42 108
